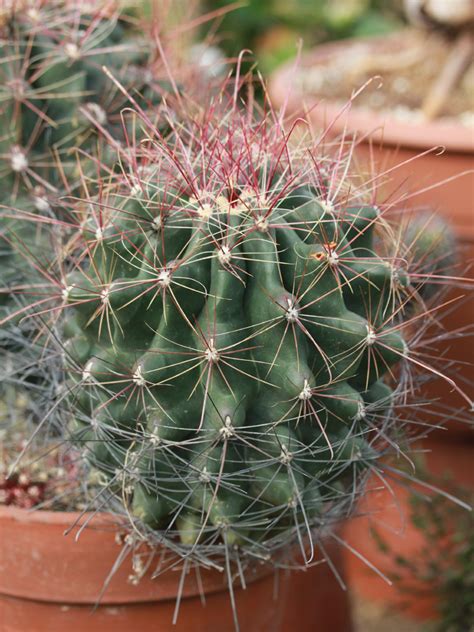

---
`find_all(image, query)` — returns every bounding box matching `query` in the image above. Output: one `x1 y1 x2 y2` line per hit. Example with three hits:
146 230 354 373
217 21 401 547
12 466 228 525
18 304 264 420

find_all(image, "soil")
296 29 474 124
0 394 99 511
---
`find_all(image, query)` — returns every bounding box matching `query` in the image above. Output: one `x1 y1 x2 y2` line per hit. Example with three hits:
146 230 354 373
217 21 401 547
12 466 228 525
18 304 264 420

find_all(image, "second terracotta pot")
270 35 474 438
341 434 474 621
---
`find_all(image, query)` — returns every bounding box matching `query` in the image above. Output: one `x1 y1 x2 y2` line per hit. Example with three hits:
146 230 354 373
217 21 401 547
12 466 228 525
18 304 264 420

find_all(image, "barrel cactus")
14 77 471 583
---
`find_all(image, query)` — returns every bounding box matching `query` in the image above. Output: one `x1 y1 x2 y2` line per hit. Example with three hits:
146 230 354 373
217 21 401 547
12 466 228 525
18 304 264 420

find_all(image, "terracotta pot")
0 506 353 632
269 36 474 438
341 435 474 621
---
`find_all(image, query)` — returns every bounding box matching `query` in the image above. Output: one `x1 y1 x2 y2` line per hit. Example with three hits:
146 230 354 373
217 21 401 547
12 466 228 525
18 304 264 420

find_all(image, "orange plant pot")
0 506 353 632
269 37 474 438
341 435 474 621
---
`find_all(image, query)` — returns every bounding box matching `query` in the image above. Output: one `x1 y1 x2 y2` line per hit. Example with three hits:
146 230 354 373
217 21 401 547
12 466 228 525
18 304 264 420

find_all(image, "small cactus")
0 0 162 201
401 211 457 301
0 0 166 348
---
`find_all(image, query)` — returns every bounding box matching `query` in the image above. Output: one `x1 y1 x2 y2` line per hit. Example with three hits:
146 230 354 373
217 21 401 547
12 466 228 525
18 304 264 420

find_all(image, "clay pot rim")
0 503 121 528
0 504 274 605
270 34 474 155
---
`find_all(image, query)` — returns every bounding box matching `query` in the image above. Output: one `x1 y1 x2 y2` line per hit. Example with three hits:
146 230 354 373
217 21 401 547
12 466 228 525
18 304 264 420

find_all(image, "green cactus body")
11 57 472 582
60 131 410 554
2 19 470 604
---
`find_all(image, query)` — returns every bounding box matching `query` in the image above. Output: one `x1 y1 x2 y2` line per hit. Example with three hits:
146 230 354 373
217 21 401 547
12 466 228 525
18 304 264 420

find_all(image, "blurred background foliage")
201 0 404 74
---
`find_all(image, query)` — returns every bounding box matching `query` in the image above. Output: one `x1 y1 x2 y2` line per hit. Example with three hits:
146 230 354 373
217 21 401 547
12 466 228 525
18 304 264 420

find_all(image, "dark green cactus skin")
61 177 409 549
